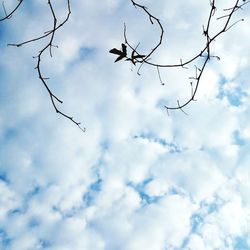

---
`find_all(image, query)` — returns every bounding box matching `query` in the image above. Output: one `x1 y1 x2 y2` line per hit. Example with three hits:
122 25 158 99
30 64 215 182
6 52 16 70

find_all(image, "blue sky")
1 0 250 249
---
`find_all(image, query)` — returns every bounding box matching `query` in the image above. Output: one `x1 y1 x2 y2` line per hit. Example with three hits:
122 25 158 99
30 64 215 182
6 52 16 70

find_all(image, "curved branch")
8 0 85 132
125 0 244 69
128 0 164 61
165 0 244 111
7 0 71 47
0 0 24 21
38 0 85 132
111 0 248 113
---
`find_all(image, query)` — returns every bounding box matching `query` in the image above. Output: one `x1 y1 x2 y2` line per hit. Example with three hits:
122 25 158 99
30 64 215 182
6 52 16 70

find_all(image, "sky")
0 0 250 249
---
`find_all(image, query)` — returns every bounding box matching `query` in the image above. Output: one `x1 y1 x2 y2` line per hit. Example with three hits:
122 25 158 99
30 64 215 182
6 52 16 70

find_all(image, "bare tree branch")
1 0 249 132
0 0 23 21
110 0 249 113
8 0 71 47
2 0 86 132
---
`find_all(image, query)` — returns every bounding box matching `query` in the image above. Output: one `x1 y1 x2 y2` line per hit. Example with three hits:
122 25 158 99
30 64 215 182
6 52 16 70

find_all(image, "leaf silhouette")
115 55 125 62
109 43 127 62
109 48 123 55
121 43 127 54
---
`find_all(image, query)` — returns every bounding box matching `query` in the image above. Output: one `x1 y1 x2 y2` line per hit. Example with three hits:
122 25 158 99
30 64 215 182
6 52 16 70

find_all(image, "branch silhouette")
1 0 86 132
0 0 23 21
0 0 248 131
110 0 249 114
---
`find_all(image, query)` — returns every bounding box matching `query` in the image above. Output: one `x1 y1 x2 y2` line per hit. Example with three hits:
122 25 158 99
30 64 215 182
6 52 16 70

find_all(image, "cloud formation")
0 0 250 249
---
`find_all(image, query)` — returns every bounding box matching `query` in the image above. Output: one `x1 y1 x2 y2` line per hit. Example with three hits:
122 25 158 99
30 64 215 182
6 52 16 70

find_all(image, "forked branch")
110 0 248 114
0 0 23 21
0 0 248 131
2 0 86 132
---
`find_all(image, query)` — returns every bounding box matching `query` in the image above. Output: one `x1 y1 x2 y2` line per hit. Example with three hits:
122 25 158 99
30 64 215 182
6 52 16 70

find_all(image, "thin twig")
121 0 248 112
5 0 85 132
8 0 71 47
0 0 24 21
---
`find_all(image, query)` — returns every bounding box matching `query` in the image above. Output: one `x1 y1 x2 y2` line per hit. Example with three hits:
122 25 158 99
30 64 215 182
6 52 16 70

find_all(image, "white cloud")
126 195 195 250
1 0 250 249
0 181 20 222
